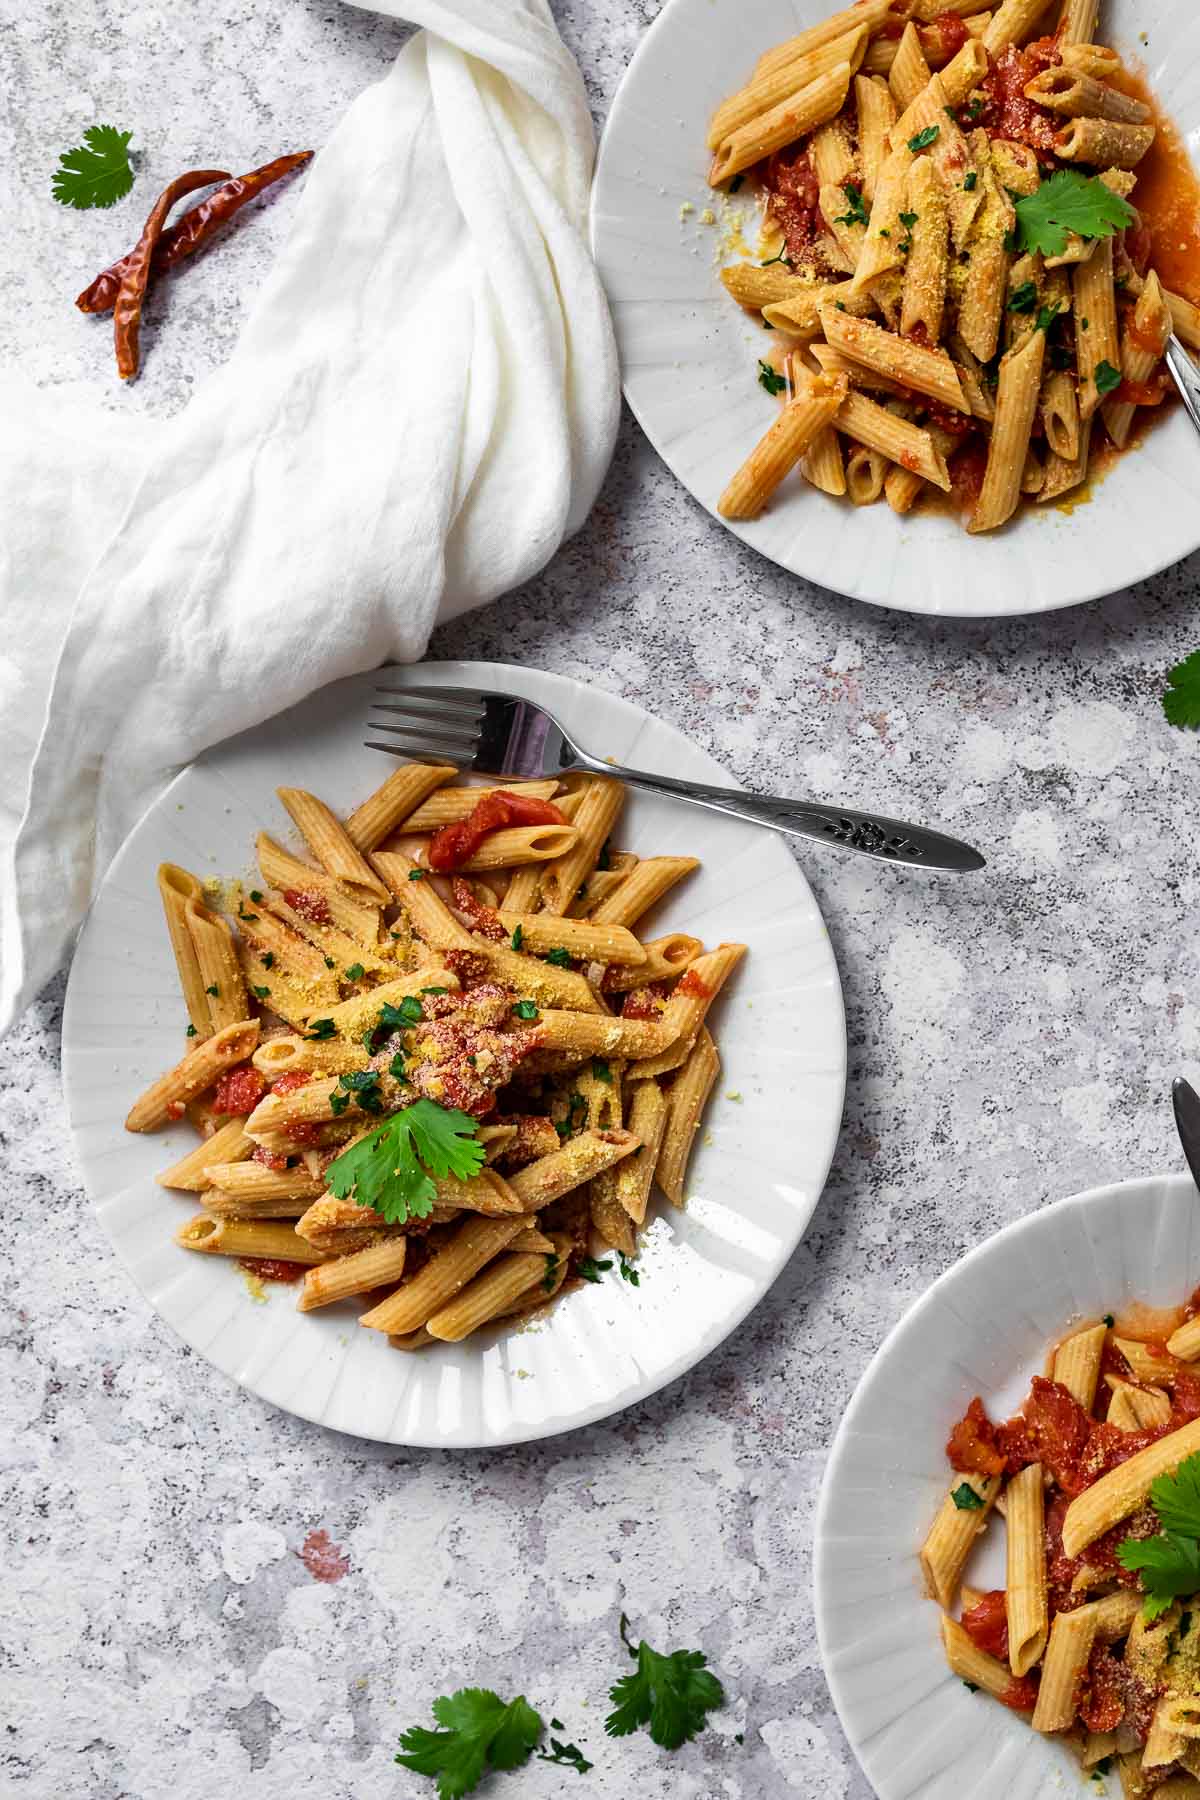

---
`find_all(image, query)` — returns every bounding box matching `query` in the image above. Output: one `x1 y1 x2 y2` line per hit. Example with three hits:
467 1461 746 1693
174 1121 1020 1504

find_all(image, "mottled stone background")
4 2 1199 1796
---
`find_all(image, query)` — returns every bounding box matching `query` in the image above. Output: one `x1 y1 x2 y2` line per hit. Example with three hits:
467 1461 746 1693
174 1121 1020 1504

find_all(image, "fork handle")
569 759 984 872
1166 334 1200 435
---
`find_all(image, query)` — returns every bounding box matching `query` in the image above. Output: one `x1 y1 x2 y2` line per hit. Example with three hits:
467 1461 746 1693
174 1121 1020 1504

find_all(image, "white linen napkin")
0 0 618 1032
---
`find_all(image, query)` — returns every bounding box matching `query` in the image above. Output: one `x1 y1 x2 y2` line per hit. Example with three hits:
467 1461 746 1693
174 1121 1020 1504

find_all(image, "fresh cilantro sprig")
1013 169 1135 258
605 1614 725 1750
1164 650 1200 728
52 125 135 209
396 1689 542 1799
834 182 868 228
326 1097 484 1224
1118 1450 1200 1619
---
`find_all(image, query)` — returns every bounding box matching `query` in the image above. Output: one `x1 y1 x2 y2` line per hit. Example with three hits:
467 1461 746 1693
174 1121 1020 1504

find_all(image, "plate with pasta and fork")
591 0 1200 614
61 663 845 1447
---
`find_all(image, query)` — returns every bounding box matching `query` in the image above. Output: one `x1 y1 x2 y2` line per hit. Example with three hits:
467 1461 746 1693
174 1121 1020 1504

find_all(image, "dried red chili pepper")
79 153 312 316
113 168 230 380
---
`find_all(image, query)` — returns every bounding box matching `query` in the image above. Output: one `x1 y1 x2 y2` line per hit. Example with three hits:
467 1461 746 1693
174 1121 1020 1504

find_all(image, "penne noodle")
425 1250 560 1340
589 1169 636 1258
357 1214 533 1335
1105 1376 1172 1429
185 899 249 1032
1062 1417 1200 1558
761 283 874 336
802 421 848 496
536 777 625 917
940 1615 1014 1701
920 1471 1001 1607
900 155 949 343
398 780 559 834
1032 1605 1098 1732
1026 66 1152 124
298 1235 409 1310
708 26 868 150
1040 366 1081 462
718 375 849 519
983 0 1057 54
821 306 967 411
252 1034 374 1077
519 1008 669 1060
300 965 460 1039
255 833 381 944
1103 270 1170 449
889 23 932 112
884 461 925 513
175 1213 329 1265
1051 1321 1107 1412
631 943 747 1079
126 1019 260 1132
855 75 896 204
809 114 857 189
507 1129 642 1211
1039 413 1092 502
493 911 645 966
371 849 475 947
1057 0 1100 45
655 1027 721 1205
709 63 854 187
970 328 1046 533
415 823 578 873
1056 116 1155 169
1167 1312 1200 1361
613 1080 668 1227
840 390 952 490
343 762 456 852
720 264 818 311
157 864 212 1036
1113 1334 1179 1385
276 787 391 902
751 0 896 82
603 933 704 993
821 181 867 272
156 1117 251 1190
845 445 887 504
849 145 911 292
1006 1463 1048 1676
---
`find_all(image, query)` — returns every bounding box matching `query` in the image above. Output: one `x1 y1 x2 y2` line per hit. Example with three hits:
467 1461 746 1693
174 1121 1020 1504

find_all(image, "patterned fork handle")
1166 334 1200 437
590 762 985 871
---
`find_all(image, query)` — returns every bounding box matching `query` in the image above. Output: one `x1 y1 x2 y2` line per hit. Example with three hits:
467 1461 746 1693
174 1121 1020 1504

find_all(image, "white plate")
590 0 1200 616
62 662 846 1447
813 1171 1200 1800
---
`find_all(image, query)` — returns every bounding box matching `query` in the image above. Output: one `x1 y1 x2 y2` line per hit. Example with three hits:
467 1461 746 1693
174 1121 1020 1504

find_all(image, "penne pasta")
157 864 212 1036
1062 1417 1200 1559
1006 1463 1048 1676
1051 1320 1107 1411
655 1027 721 1205
156 1117 252 1190
718 374 849 518
708 26 869 150
920 1471 1001 1606
277 787 391 902
507 1129 642 1211
709 63 853 187
343 762 456 852
821 307 967 411
357 1214 534 1335
126 1019 260 1132
175 1213 329 1265
855 75 896 204
1103 270 1170 449
298 1236 410 1310
185 899 249 1033
1056 117 1156 170
970 328 1046 533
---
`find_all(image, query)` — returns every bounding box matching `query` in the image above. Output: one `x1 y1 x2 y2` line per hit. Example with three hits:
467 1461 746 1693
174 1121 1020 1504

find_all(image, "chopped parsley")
421 987 449 996
592 1059 612 1085
759 245 793 269
513 999 539 1020
757 360 787 396
511 924 523 952
253 984 270 999
1035 303 1062 334
337 1069 384 1113
380 996 424 1028
578 1256 612 1283
1104 1313 1116 1327
1007 281 1038 314
618 1254 640 1287
1094 358 1122 396
205 983 219 997
186 1024 198 1038
963 96 984 123
344 962 365 982
261 952 275 970
389 1052 408 1082
899 211 918 232
250 889 263 903
306 1018 336 1041
542 1254 558 1293
834 182 869 228
324 955 336 969
327 1097 485 1225
951 1483 985 1511
545 947 573 968
554 1092 588 1140
907 125 940 153
963 170 978 192
408 868 425 881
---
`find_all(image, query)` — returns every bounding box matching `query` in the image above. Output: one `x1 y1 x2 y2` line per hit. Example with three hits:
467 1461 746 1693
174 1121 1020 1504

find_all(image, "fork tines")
365 685 487 765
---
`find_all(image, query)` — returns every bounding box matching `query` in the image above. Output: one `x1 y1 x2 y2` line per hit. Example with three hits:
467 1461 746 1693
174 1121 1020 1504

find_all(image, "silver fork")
366 684 985 872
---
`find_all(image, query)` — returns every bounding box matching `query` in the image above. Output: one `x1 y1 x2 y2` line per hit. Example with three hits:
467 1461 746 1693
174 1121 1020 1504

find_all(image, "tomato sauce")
239 1257 307 1283
451 876 507 941
271 1071 312 1096
962 1590 1009 1661
211 1066 267 1115
922 12 968 66
427 792 565 873
977 41 1060 154
1110 66 1200 306
283 887 331 925
761 149 824 264
678 968 713 999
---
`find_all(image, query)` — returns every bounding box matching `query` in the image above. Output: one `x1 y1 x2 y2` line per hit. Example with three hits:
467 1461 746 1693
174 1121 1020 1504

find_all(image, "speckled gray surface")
5 3 1200 1796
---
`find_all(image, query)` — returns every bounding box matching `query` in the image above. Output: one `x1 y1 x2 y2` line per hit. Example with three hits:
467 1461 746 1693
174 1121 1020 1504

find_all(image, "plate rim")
812 1167 1193 1796
588 0 1200 618
62 658 848 1448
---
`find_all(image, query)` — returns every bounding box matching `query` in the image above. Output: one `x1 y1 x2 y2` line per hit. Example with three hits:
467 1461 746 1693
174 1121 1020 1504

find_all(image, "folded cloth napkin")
0 0 618 1033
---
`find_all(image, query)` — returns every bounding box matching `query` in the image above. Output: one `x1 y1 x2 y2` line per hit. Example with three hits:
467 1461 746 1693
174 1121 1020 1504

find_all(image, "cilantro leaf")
1013 169 1136 258
537 1737 593 1773
344 962 365 982
396 1689 541 1800
757 360 787 396
592 1059 612 1084
951 1483 984 1511
380 996 423 1028
52 125 135 210
326 1098 484 1224
1035 303 1062 334
510 924 523 952
1164 650 1200 728
545 947 573 968
513 999 539 1021
1008 281 1038 314
306 1017 336 1040
578 1256 612 1283
605 1621 725 1750
1118 1450 1200 1617
618 1253 640 1287
907 125 940 153
1118 1532 1200 1620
